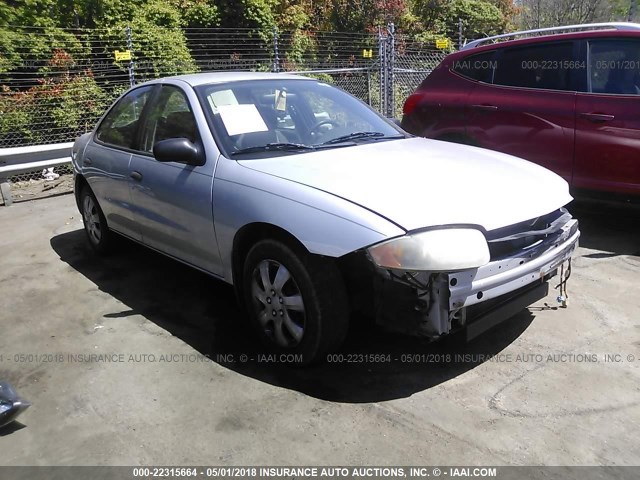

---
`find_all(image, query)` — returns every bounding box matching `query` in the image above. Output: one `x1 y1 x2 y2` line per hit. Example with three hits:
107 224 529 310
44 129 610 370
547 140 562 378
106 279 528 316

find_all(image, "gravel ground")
0 175 74 205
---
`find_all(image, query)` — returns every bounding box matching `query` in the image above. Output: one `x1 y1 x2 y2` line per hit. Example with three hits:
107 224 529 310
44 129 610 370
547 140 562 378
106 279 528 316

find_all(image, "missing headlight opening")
341 209 579 341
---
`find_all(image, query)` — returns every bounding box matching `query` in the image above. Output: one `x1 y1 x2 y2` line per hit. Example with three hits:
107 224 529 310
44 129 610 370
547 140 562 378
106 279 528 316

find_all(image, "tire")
80 186 112 255
242 239 349 365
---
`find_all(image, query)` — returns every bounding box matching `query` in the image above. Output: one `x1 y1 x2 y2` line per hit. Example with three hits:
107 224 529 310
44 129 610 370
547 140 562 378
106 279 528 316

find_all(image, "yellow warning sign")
362 49 373 59
114 50 132 61
435 39 450 49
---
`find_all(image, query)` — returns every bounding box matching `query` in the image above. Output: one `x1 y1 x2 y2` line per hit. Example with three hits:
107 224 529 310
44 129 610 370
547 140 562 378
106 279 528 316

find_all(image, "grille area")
486 208 572 261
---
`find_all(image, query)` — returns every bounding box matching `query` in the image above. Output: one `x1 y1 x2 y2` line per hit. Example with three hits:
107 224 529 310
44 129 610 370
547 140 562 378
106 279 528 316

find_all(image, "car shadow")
0 422 27 437
568 200 640 257
51 229 535 403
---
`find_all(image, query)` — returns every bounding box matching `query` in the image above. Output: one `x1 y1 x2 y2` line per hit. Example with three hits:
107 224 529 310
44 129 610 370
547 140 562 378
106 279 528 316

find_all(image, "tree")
517 0 622 29
0 49 107 145
117 0 197 78
330 0 410 32
412 0 509 43
219 0 278 33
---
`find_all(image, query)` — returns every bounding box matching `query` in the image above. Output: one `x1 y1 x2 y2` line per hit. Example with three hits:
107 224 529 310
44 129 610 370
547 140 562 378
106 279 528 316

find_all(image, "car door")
465 42 578 182
84 85 155 241
128 84 222 275
573 38 640 196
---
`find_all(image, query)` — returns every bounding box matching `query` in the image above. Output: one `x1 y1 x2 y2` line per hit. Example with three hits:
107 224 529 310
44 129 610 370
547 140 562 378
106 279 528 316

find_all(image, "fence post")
387 22 395 118
272 26 280 73
376 23 398 118
126 25 135 87
458 18 463 50
0 176 12 206
378 27 385 114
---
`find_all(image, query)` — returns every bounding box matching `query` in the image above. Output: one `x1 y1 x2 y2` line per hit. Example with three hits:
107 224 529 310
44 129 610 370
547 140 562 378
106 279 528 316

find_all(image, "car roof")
457 26 640 57
145 72 310 87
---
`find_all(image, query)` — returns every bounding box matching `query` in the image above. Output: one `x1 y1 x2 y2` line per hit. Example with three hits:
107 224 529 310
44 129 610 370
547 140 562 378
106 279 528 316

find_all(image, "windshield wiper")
231 142 316 156
320 131 404 145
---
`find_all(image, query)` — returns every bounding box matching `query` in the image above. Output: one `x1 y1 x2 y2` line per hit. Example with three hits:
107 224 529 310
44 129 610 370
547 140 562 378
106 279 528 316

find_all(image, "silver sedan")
72 72 579 364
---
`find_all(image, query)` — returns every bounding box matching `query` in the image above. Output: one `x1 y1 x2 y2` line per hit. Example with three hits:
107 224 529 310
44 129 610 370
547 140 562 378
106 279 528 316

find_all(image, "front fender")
213 157 405 284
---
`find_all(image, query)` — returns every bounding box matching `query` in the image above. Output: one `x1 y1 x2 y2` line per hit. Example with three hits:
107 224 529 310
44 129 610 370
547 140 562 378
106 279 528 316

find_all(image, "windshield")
195 79 404 159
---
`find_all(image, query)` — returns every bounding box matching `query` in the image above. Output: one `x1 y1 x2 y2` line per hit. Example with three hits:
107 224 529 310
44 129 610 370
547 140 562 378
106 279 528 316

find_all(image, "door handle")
130 171 143 181
471 104 498 112
580 113 615 123
83 157 93 166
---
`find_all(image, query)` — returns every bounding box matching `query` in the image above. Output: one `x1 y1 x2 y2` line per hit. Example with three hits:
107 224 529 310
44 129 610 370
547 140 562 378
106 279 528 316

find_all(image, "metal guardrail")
0 143 73 206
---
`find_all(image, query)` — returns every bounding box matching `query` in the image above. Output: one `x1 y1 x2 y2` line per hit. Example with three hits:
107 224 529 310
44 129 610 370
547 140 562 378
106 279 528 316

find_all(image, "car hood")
237 137 572 232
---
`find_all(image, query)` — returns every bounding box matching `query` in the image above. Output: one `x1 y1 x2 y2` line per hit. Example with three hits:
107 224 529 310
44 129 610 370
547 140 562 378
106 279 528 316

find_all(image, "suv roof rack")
462 22 640 50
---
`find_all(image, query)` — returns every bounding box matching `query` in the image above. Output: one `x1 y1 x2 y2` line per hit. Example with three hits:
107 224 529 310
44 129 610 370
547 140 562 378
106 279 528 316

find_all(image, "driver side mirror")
153 138 205 166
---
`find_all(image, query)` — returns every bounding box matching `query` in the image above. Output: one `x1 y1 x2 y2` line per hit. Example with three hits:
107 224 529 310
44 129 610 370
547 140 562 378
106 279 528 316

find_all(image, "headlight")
367 228 490 271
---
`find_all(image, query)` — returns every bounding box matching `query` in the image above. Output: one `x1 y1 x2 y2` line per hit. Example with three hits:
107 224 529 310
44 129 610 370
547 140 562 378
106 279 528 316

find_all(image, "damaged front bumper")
353 214 579 340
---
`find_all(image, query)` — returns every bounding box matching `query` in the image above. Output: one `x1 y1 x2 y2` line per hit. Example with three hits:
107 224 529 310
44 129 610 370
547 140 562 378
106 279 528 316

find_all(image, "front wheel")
242 239 349 365
80 187 112 255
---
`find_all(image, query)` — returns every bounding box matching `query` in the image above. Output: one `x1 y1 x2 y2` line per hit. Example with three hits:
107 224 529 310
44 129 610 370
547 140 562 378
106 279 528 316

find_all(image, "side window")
141 86 199 153
589 39 640 95
494 43 574 91
452 51 495 83
96 86 154 149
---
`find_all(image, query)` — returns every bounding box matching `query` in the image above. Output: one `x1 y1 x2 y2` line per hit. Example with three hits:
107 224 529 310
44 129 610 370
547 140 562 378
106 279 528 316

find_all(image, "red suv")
401 23 640 201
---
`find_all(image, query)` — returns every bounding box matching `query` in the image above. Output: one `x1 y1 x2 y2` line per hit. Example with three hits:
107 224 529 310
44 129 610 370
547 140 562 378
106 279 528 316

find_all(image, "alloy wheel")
83 195 102 245
250 259 306 348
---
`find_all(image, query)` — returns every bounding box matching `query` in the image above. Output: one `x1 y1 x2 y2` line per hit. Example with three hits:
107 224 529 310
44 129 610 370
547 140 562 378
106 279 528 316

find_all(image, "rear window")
493 42 575 91
451 51 495 83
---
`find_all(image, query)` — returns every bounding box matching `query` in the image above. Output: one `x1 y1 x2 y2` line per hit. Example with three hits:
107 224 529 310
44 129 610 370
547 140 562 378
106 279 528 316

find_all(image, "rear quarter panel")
401 55 476 140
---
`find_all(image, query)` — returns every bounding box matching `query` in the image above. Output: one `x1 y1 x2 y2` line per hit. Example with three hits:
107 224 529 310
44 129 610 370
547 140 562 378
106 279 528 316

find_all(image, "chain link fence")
394 37 454 117
0 24 450 203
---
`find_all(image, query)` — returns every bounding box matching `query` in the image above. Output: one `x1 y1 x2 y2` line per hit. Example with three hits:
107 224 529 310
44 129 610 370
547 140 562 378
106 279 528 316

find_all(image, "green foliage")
412 31 455 51
411 0 508 41
517 0 625 29
0 1 15 24
447 0 506 39
306 73 335 84
102 0 197 79
0 88 36 144
0 25 88 76
275 0 311 31
180 0 220 28
0 55 108 145
0 0 516 147
0 29 23 74
220 0 278 33
48 73 108 133
284 31 317 68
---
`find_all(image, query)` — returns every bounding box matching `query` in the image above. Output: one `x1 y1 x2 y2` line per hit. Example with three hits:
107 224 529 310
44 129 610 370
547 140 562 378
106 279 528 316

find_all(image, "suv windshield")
196 79 404 158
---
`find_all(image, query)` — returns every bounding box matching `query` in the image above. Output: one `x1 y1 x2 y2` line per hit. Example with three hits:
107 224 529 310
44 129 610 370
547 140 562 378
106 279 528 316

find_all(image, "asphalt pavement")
0 193 638 465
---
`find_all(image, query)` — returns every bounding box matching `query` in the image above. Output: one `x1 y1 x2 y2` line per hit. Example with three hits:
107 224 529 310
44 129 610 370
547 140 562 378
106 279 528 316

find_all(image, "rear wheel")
242 239 349 365
80 187 112 255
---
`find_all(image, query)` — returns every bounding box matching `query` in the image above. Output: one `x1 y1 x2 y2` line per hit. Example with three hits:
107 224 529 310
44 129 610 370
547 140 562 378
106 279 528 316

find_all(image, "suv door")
465 42 578 181
85 85 155 241
128 84 222 275
574 38 640 196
